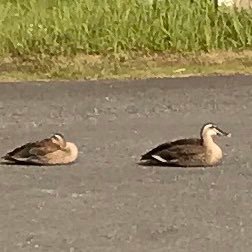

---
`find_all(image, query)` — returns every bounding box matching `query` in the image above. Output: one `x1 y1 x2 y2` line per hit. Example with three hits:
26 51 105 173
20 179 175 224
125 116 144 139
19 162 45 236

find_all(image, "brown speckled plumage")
2 133 78 165
141 123 231 167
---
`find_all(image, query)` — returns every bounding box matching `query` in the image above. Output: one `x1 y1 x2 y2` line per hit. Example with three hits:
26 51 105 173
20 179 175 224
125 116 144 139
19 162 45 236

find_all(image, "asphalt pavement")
0 75 251 252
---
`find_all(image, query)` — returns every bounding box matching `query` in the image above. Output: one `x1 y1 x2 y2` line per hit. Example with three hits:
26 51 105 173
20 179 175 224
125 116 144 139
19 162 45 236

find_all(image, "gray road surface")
0 75 251 252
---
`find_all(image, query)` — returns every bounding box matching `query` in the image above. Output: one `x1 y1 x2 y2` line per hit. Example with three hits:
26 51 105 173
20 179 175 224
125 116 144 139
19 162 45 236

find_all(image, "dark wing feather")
141 138 202 161
169 138 202 146
3 138 61 162
156 143 205 167
28 138 61 155
141 142 173 160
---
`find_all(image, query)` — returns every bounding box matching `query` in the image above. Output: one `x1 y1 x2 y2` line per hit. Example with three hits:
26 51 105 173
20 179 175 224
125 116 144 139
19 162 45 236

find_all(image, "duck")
140 122 231 167
2 133 78 165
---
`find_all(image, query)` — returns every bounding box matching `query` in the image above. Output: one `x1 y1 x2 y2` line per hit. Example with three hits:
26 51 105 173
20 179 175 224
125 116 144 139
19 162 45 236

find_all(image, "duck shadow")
0 160 73 167
137 160 183 168
136 160 211 169
0 160 45 167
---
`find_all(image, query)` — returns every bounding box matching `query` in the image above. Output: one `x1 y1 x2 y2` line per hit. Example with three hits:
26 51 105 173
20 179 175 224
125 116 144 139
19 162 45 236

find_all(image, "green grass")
0 0 251 57
0 0 251 80
0 51 251 81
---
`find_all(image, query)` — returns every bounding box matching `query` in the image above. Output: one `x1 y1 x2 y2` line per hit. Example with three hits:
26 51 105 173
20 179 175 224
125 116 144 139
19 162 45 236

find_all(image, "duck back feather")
2 138 62 164
141 138 202 161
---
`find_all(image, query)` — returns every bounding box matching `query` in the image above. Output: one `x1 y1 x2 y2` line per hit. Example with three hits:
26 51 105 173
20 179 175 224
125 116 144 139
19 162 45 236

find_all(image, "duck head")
51 133 66 148
200 123 231 138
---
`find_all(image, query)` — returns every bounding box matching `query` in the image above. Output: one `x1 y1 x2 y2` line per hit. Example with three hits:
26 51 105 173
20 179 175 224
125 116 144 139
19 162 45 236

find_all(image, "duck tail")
140 152 151 161
1 153 15 162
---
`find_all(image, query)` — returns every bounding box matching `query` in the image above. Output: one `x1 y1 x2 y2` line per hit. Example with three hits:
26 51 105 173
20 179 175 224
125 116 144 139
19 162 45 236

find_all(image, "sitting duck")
2 133 78 165
140 122 231 167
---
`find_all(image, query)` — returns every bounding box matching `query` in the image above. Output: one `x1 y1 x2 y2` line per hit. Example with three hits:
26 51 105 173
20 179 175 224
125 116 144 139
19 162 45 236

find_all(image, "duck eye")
52 136 59 141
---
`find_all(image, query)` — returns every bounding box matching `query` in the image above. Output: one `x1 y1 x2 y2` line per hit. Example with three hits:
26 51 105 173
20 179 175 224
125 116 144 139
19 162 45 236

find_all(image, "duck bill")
216 127 231 137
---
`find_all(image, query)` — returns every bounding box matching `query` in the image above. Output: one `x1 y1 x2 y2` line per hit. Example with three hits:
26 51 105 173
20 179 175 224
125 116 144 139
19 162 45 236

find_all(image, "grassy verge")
0 0 251 81
0 51 251 81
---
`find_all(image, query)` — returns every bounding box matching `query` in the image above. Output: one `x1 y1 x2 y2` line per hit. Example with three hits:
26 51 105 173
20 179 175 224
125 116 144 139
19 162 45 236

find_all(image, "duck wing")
2 138 61 164
141 138 202 163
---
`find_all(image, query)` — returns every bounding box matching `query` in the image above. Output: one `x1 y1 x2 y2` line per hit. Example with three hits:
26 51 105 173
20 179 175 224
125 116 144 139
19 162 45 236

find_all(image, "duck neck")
65 142 78 159
201 134 216 148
